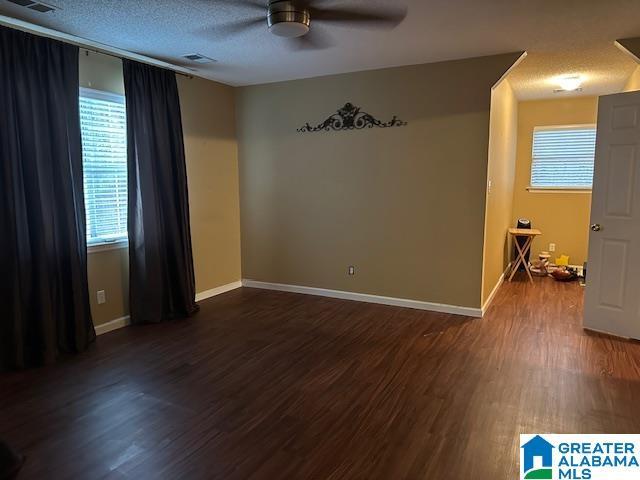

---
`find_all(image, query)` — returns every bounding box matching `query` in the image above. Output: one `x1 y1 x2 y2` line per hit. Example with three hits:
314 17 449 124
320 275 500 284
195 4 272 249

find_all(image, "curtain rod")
79 47 194 79
0 15 195 79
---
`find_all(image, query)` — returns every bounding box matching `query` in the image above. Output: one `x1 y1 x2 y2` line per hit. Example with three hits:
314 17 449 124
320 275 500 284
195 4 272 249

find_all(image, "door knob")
591 224 602 232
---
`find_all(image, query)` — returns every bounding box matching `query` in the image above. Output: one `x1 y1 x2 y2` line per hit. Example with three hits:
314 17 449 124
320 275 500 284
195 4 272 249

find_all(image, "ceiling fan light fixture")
269 21 309 38
554 75 583 92
267 0 310 38
213 0 407 48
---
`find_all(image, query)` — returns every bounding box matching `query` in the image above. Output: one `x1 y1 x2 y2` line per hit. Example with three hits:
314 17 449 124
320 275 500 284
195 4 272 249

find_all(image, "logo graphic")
520 434 640 479
521 435 554 479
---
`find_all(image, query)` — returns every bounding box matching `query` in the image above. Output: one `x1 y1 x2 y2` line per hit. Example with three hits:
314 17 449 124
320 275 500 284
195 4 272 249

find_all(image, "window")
79 88 127 245
530 125 596 189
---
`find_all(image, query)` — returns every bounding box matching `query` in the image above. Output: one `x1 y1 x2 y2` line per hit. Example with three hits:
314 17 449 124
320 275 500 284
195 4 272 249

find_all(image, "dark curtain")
122 60 198 324
0 26 95 370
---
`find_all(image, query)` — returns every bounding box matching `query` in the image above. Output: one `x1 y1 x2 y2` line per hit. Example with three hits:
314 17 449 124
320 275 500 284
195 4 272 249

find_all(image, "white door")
584 91 640 339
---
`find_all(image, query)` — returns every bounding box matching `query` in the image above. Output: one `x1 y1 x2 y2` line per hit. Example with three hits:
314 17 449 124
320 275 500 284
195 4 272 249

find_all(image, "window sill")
526 187 592 194
88 240 128 254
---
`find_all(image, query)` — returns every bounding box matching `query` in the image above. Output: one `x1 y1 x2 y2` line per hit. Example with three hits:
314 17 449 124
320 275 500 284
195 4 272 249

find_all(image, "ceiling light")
269 21 310 38
555 75 583 92
267 1 310 38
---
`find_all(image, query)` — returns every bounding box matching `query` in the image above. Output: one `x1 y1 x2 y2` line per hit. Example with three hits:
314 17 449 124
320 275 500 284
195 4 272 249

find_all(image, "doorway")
482 40 640 338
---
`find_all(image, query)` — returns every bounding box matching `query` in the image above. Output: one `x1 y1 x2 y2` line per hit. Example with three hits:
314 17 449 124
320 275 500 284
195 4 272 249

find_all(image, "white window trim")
533 123 596 131
529 123 596 191
88 238 129 254
80 87 128 249
80 86 125 105
526 187 592 194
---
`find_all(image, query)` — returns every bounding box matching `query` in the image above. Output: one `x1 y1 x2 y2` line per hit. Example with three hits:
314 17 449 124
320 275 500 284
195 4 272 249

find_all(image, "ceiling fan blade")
311 5 407 28
288 28 332 51
214 16 265 36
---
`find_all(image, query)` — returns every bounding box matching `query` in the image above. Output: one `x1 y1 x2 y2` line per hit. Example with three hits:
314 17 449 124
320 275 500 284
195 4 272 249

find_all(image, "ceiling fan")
213 0 408 50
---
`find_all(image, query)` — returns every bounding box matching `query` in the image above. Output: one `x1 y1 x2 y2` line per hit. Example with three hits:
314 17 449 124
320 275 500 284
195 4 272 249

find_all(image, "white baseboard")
195 280 243 302
481 268 507 316
95 280 242 335
241 279 482 317
95 315 131 335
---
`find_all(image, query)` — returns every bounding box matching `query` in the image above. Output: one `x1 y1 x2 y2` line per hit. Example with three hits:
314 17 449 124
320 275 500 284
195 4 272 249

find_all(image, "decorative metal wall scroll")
297 103 407 133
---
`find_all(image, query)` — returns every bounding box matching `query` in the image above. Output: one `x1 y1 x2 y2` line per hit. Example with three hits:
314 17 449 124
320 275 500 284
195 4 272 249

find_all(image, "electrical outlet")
348 266 355 276
487 179 492 194
97 290 106 304
549 243 556 252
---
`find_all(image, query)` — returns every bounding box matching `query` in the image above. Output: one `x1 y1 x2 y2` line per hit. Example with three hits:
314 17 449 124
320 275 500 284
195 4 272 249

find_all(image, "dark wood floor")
2 278 640 479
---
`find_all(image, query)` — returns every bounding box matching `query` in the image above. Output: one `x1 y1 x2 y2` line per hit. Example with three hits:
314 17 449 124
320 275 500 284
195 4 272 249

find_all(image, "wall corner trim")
481 263 510 316
615 38 640 65
492 51 527 90
94 280 243 336
241 279 482 318
195 280 243 302
95 315 131 335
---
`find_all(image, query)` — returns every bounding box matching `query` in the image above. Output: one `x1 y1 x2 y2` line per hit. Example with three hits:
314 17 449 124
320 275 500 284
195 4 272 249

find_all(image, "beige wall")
80 51 241 326
511 96 597 267
177 75 242 293
86 248 130 326
238 53 521 309
624 66 640 91
79 49 125 94
481 79 518 304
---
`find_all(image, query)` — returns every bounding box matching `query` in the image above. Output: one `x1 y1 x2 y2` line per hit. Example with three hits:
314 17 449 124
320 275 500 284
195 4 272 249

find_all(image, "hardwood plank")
1 278 640 479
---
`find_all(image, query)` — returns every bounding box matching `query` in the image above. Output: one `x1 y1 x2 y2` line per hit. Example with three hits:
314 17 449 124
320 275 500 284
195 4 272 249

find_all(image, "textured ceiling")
1 0 640 89
507 44 636 101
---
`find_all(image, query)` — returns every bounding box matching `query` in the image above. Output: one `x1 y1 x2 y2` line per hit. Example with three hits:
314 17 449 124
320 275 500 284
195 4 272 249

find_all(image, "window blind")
531 125 596 189
79 88 128 244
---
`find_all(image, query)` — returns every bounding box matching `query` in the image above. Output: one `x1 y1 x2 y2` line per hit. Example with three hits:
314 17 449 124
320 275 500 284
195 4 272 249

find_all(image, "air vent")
181 53 216 64
7 0 58 12
7 0 34 6
29 3 56 12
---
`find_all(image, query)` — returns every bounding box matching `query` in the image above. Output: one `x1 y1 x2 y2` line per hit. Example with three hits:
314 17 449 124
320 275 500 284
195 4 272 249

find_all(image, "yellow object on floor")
556 255 570 266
